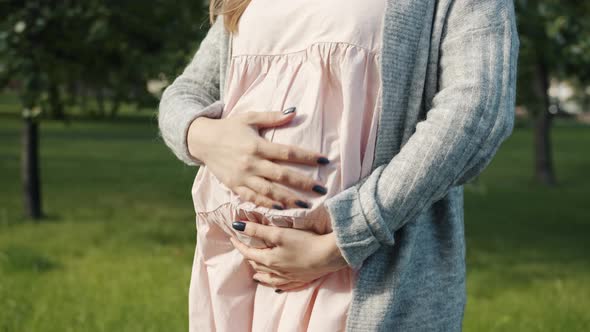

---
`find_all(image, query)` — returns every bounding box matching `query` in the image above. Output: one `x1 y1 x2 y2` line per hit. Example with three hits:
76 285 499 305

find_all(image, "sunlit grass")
0 103 588 331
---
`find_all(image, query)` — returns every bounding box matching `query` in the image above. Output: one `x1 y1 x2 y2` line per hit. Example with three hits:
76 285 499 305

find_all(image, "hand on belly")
188 106 330 210
230 214 349 293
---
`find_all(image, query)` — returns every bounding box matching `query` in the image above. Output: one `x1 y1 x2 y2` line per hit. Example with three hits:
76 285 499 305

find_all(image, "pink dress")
189 1 385 331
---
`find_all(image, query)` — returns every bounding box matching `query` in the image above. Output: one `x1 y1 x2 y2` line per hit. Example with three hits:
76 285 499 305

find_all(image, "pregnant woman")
158 0 519 331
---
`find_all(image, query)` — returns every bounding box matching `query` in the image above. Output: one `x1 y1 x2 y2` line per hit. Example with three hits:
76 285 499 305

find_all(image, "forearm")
158 98 224 166
324 0 520 269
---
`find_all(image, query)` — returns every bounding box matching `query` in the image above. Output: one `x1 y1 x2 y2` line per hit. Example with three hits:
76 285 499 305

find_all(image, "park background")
1 1 588 331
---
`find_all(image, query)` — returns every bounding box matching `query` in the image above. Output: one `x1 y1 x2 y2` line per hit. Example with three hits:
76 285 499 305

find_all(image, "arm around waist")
157 16 227 166
324 0 520 269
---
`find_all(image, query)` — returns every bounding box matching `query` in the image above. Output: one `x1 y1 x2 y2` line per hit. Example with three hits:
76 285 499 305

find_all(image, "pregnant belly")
191 93 344 246
191 50 378 248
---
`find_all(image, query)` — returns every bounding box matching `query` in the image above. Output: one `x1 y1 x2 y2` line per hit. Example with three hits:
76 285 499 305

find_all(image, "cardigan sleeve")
157 16 226 166
323 0 520 269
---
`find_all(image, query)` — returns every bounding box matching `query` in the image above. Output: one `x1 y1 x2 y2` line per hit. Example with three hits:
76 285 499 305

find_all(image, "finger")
243 176 311 210
233 221 282 246
230 236 273 266
256 139 330 167
242 176 277 201
239 110 296 129
253 272 296 288
248 260 288 277
251 159 328 196
233 185 285 210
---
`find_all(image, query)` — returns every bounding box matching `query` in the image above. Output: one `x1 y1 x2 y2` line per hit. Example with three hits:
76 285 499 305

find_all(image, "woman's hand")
187 108 330 209
229 217 349 292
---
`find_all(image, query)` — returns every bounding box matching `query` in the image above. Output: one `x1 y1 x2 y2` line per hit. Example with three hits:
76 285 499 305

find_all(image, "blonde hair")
209 0 251 32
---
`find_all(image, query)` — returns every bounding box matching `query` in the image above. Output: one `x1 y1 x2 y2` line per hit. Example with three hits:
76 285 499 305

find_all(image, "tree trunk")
96 88 106 117
533 58 556 186
109 97 121 118
48 82 66 120
22 117 43 220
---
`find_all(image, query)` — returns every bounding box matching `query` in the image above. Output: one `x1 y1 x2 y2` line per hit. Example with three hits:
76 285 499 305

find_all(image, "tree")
516 0 590 185
0 1 209 219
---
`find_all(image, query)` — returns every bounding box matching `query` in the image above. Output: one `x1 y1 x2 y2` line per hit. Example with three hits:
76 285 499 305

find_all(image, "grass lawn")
1 105 589 331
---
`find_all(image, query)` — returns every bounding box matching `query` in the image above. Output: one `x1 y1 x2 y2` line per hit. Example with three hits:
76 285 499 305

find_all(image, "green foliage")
0 0 210 117
516 0 590 111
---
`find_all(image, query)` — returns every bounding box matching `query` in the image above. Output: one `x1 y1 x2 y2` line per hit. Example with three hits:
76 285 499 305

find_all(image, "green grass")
1 105 589 331
463 123 590 331
0 111 198 331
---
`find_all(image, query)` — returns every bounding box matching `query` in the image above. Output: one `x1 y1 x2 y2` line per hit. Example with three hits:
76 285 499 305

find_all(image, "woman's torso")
190 1 385 330
192 0 385 245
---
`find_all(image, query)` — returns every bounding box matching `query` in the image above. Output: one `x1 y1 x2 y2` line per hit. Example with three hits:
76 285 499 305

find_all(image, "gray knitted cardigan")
158 0 519 330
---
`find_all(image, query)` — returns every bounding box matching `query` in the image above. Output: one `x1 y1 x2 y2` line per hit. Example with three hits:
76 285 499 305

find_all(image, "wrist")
187 117 215 163
321 232 348 271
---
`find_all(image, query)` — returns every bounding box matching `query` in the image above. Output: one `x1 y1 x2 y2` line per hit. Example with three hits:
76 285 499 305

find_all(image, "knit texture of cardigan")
157 0 519 330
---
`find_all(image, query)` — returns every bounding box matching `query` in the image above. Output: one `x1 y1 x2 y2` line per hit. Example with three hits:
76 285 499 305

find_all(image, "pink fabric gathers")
189 1 385 331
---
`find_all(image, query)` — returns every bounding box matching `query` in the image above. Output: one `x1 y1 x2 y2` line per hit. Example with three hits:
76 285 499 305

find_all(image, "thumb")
241 107 297 129
232 221 281 245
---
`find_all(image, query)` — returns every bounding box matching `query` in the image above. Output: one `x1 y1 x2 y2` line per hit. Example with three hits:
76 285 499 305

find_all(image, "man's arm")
324 0 520 269
157 16 227 166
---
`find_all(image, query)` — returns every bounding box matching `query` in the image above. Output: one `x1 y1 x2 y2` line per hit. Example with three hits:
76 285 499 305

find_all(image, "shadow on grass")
0 245 62 274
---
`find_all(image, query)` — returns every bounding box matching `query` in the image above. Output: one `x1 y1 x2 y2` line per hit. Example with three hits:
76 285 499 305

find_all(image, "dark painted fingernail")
283 107 296 115
317 157 330 165
275 289 283 293
312 185 327 195
232 221 246 231
295 200 310 209
272 204 284 210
